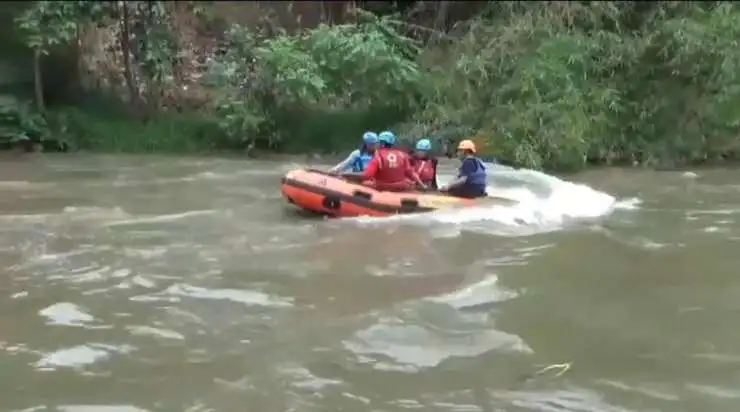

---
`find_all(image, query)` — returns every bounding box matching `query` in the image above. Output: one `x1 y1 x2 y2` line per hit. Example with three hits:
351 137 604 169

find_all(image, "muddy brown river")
1 154 738 412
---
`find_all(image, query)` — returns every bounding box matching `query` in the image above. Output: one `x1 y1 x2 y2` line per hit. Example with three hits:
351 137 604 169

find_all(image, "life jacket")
375 148 410 183
463 157 487 186
350 148 374 172
413 157 437 186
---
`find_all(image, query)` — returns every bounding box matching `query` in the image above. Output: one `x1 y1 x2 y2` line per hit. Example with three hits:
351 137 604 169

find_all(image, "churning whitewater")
348 161 639 235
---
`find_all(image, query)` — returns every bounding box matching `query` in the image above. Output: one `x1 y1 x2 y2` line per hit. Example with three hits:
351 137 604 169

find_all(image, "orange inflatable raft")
281 168 478 218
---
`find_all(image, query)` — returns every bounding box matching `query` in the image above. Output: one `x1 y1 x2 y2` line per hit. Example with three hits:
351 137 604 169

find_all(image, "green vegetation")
206 14 421 153
4 1 740 171
415 2 740 170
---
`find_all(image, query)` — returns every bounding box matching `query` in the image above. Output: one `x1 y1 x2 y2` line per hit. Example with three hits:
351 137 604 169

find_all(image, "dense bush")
206 12 423 152
205 1 740 169
10 1 740 170
0 95 49 150
413 1 740 170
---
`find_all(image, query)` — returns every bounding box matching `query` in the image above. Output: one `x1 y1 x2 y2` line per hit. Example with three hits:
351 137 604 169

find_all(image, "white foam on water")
103 209 220 227
351 164 639 234
39 302 95 326
426 273 520 309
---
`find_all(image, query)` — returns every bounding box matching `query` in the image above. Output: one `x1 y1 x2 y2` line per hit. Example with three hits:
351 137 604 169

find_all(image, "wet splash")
352 164 635 236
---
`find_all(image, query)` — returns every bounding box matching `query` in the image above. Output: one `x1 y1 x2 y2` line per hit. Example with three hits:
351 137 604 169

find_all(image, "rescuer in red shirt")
409 138 438 190
362 131 426 192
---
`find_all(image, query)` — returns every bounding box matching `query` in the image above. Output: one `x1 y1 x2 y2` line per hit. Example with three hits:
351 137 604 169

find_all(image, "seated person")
409 138 438 190
439 139 487 198
328 132 378 173
362 131 425 192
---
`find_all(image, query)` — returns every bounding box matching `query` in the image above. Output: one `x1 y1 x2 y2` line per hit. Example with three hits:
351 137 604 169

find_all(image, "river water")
0 154 738 412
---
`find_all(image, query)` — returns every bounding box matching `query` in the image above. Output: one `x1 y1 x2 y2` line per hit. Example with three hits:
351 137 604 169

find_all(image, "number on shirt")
386 153 398 168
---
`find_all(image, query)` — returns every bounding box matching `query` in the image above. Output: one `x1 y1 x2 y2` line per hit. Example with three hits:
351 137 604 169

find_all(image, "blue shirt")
350 149 374 172
336 149 374 173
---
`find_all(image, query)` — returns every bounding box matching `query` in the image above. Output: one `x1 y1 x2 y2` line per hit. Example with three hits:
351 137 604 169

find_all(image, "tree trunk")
73 25 83 98
433 1 450 31
119 2 142 117
32 49 45 112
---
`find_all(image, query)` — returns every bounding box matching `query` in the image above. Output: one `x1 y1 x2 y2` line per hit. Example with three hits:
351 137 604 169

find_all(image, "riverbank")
4 2 740 172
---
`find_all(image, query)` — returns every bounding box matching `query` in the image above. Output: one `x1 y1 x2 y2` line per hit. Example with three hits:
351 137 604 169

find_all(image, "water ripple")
344 317 531 372
496 388 634 412
2 156 740 412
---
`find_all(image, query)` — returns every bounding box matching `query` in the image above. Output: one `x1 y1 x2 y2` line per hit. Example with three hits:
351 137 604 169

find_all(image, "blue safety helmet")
378 131 396 146
415 138 432 152
362 131 378 145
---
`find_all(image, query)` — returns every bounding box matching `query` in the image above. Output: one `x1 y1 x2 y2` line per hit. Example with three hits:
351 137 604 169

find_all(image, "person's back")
375 147 410 184
363 131 423 192
410 138 438 189
350 148 375 173
328 132 378 174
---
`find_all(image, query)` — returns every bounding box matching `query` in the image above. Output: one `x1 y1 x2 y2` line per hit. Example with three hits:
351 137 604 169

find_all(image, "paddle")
335 172 434 191
336 172 365 182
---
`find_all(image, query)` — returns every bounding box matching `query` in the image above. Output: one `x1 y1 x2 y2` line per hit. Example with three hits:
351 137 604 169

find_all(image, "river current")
1 154 737 412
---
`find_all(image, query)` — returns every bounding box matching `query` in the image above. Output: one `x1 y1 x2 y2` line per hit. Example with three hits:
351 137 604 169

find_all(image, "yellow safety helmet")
457 139 476 153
